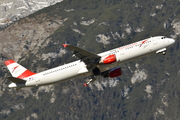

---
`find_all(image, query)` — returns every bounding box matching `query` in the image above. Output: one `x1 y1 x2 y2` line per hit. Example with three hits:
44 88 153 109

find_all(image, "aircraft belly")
38 66 85 85
45 72 75 84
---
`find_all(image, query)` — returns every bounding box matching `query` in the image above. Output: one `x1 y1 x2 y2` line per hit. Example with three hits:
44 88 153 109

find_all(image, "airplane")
4 36 175 90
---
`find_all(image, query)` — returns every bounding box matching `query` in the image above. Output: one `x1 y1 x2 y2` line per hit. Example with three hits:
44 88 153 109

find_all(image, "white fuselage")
9 36 175 88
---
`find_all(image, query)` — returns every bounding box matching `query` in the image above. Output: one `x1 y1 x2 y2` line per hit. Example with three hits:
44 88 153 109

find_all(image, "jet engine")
100 54 117 64
101 67 122 78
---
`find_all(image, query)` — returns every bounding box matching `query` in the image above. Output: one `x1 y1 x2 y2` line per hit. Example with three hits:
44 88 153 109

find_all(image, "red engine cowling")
100 54 117 64
102 67 122 78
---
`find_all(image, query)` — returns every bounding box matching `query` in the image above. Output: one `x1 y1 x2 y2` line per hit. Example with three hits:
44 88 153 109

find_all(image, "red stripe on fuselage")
17 70 36 79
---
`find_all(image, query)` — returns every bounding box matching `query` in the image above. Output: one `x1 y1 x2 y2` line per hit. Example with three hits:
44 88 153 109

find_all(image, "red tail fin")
4 60 36 79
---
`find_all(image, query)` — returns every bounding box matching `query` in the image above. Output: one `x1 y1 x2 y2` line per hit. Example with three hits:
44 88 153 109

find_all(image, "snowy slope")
0 0 63 28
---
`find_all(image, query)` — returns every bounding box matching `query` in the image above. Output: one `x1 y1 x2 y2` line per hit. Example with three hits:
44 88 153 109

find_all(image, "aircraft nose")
169 38 175 45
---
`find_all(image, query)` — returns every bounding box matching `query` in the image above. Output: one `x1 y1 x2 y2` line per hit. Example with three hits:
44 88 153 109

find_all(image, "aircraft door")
35 74 40 83
153 38 158 45
120 49 124 55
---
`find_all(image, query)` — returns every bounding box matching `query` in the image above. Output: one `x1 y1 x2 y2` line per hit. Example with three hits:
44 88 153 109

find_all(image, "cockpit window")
161 36 166 39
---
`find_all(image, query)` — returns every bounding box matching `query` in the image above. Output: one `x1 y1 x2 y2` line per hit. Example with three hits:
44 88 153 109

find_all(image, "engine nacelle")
100 54 117 64
101 67 122 78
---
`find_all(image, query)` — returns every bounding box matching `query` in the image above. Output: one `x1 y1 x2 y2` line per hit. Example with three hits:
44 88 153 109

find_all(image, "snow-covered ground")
0 0 63 28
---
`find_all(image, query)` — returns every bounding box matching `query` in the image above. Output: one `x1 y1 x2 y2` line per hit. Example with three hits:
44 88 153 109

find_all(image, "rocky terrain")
0 0 180 119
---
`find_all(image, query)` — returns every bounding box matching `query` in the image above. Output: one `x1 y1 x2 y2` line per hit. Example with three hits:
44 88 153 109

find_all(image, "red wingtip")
62 44 68 48
4 60 15 66
83 83 88 87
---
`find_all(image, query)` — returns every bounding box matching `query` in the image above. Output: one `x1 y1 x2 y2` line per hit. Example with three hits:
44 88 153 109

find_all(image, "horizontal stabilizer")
7 77 26 84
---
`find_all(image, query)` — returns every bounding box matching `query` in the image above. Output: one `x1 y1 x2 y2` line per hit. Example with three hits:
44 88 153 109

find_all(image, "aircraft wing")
62 44 101 64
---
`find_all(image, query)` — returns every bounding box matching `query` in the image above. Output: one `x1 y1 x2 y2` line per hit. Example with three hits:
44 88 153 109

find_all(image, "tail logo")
140 40 148 47
12 66 19 73
4 60 36 79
